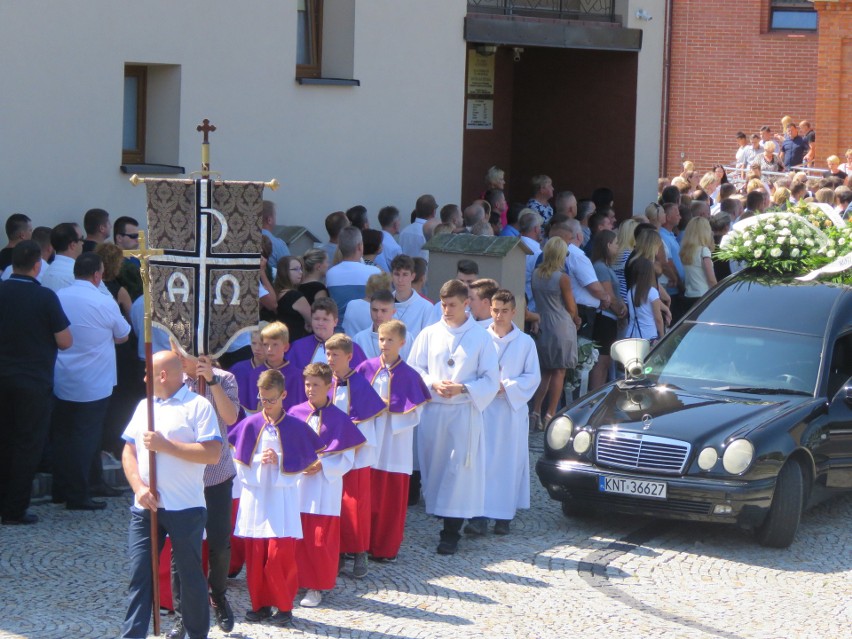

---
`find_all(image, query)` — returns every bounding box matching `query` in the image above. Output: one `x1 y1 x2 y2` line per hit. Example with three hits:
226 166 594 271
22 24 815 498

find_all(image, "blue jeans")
121 507 209 639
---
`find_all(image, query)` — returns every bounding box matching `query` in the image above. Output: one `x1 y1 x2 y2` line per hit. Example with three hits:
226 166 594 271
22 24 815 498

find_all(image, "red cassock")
295 513 341 590
340 466 372 553
369 469 410 558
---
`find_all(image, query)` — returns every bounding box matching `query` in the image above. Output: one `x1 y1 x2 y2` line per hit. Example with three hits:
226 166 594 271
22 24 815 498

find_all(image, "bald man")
120 350 222 639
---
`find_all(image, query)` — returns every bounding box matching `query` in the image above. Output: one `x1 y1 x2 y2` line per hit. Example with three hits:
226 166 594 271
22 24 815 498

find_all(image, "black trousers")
0 381 53 520
52 396 111 504
171 477 233 613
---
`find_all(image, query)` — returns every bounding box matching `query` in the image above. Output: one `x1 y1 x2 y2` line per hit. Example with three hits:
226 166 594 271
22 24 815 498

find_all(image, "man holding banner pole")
120 350 222 639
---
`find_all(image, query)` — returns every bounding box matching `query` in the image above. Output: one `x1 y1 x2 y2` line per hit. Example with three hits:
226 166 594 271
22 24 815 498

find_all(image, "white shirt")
1 258 48 282
567 243 600 308
398 218 429 260
42 254 112 297
55 280 131 401
341 298 372 336
627 286 661 341
122 385 221 511
325 260 381 322
394 290 433 340
684 246 712 298
353 327 412 362
377 230 402 269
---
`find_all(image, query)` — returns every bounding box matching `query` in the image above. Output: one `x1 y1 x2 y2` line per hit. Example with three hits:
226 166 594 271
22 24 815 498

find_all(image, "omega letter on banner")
145 178 263 358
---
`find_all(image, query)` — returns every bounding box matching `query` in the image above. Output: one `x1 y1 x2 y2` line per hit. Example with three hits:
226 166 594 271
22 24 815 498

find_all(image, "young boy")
242 322 302 412
289 363 366 608
288 299 367 404
390 255 433 341
408 279 499 555
468 278 499 328
355 320 430 561
467 289 540 536
354 289 410 361
228 370 324 626
228 322 267 414
325 334 386 578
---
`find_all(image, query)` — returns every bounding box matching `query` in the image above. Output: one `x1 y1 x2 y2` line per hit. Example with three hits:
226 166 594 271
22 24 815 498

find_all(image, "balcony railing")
467 0 616 22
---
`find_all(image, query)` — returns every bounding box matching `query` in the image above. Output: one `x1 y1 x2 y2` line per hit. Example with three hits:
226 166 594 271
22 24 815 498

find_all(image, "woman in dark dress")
273 256 312 341
298 247 329 306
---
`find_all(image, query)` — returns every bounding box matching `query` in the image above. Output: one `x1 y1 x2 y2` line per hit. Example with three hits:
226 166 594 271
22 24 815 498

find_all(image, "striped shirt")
183 368 238 487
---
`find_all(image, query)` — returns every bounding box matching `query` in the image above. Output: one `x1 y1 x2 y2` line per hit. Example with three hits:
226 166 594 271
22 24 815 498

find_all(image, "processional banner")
145 178 263 358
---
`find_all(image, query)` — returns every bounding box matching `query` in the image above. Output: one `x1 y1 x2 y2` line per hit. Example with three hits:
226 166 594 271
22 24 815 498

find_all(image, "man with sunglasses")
114 216 143 301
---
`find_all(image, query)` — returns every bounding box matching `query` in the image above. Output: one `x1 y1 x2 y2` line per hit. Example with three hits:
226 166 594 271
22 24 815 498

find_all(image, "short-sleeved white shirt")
684 246 712 298
567 243 600 308
55 280 131 401
122 385 221 511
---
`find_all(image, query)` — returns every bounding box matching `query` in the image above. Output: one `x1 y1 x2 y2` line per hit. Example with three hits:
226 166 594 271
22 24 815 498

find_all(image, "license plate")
598 475 667 499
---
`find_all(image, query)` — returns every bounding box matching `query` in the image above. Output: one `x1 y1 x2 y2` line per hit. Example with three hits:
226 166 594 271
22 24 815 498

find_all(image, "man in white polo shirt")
120 350 222 639
546 219 611 338
52 252 131 510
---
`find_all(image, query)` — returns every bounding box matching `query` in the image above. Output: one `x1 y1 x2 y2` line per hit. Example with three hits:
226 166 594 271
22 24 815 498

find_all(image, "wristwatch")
207 374 221 386
460 384 469 394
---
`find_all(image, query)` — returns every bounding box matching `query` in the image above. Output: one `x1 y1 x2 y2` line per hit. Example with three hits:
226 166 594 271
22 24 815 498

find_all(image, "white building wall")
0 0 467 237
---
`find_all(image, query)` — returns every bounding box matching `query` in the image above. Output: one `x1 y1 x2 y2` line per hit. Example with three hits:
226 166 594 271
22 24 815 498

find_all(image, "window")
770 1 817 31
123 65 147 164
297 0 323 78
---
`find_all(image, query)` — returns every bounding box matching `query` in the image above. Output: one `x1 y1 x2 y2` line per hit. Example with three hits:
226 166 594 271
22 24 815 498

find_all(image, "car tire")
755 460 803 548
561 499 593 518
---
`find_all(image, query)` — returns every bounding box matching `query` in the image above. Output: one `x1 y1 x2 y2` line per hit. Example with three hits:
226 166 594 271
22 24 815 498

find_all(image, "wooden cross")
196 118 216 176
196 118 216 143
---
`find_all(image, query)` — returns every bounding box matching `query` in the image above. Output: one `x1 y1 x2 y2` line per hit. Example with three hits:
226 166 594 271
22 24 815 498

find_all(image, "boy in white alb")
354 289 411 361
390 255 433 340
407 279 499 555
467 289 541 536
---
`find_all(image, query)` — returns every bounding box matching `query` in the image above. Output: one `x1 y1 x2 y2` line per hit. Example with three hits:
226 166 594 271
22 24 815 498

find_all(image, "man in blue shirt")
659 203 686 322
780 123 809 171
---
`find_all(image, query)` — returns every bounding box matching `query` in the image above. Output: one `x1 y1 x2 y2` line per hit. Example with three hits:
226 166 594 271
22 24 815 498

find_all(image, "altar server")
356 320 430 561
228 370 323 626
325 334 386 577
390 255 433 340
290 363 366 608
407 279 499 555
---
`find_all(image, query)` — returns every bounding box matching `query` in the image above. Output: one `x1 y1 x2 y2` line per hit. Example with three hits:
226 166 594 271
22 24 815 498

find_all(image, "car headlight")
697 447 718 471
572 430 592 454
547 416 573 450
722 439 754 474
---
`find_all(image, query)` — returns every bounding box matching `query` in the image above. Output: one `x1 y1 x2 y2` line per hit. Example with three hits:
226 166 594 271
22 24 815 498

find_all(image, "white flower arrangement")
717 213 828 275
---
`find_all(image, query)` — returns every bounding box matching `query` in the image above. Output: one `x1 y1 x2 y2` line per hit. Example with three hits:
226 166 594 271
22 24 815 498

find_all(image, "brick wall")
665 0 818 178
814 1 852 162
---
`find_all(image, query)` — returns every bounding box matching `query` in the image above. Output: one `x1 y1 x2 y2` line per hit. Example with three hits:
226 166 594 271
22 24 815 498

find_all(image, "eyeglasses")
257 393 282 405
289 266 303 272
121 233 140 239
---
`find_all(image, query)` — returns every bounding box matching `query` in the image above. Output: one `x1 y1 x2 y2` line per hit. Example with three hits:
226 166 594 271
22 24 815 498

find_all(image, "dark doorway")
462 45 638 220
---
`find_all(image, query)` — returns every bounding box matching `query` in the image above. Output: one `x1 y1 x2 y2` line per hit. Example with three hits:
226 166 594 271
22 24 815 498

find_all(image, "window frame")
768 0 818 32
122 65 147 164
296 0 323 79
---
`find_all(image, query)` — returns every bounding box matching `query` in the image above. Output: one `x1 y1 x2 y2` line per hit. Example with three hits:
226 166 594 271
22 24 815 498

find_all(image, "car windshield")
643 322 820 395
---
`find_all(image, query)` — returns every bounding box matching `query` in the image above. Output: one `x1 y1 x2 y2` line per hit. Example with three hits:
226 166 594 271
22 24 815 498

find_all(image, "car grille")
568 488 713 515
595 431 690 475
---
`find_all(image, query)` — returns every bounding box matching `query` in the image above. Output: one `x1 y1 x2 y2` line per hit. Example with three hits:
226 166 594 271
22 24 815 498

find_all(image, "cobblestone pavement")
1 435 850 639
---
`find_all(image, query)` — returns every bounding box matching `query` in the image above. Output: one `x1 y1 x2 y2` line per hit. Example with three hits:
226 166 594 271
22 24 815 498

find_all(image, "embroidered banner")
146 178 263 358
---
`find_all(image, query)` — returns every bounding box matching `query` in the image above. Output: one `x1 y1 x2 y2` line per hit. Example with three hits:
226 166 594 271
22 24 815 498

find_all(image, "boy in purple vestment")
287 298 367 405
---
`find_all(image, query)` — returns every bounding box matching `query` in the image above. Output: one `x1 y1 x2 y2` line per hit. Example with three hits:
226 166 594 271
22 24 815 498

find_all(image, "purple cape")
288 400 366 454
355 356 431 414
331 370 386 423
287 335 368 405
228 358 263 412
236 359 303 413
228 411 324 474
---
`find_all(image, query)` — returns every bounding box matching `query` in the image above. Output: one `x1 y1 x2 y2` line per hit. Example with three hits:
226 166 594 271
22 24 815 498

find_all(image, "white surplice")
332 384 377 470
353 327 412 362
483 323 541 519
407 315 499 518
370 365 424 475
234 425 303 538
298 414 355 516
393 290 434 343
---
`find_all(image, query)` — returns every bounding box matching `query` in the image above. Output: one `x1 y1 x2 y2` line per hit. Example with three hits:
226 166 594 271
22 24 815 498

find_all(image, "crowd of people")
1 126 851 637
